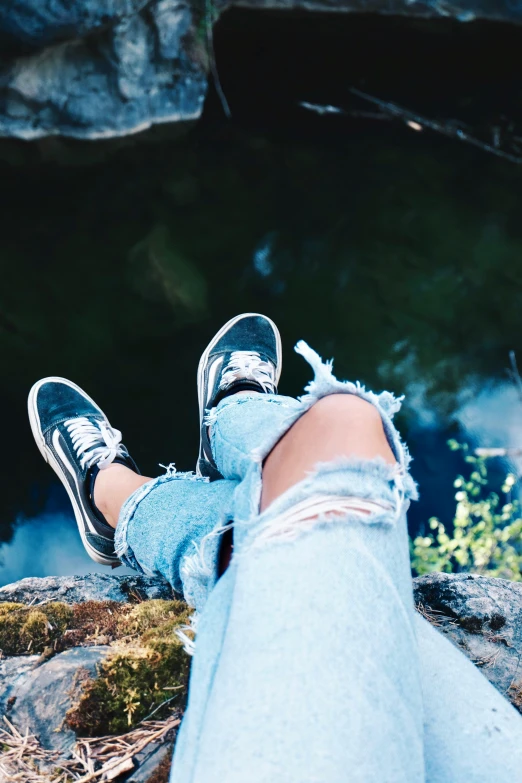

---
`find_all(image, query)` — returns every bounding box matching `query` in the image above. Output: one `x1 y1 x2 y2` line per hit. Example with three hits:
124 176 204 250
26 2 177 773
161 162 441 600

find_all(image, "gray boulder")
0 1 148 46
0 573 173 604
0 645 109 754
413 572 522 702
0 573 179 780
127 741 173 782
0 0 207 140
0 643 176 779
1 0 522 140
0 653 39 701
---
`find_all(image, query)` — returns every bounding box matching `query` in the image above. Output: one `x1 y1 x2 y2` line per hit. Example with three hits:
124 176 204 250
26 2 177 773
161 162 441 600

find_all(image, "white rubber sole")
196 313 283 473
28 377 118 566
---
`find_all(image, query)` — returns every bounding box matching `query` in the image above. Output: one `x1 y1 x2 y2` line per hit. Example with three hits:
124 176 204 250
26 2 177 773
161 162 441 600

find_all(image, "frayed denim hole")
295 341 404 420
175 611 199 656
294 340 410 469
232 454 416 550
180 521 231 609
258 503 395 545
216 394 289 410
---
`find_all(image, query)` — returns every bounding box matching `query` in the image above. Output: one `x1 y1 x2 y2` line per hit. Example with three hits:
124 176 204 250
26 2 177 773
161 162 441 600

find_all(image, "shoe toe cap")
215 314 279 360
33 379 103 433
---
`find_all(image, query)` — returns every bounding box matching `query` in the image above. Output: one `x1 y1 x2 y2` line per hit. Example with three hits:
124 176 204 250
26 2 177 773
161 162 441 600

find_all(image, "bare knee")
261 393 396 511
306 394 384 430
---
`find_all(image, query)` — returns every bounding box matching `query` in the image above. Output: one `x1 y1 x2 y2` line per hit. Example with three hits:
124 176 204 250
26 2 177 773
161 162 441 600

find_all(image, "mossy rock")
0 599 136 656
0 602 72 655
116 598 189 636
66 600 192 735
0 598 193 735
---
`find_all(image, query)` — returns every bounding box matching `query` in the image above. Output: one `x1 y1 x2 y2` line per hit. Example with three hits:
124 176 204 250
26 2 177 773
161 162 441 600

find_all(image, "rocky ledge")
1 0 521 140
0 572 173 605
1 571 522 781
0 574 184 783
413 571 522 705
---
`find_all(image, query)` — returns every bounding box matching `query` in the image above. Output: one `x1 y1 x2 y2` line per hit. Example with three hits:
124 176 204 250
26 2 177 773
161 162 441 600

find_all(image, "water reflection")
457 383 522 475
0 505 135 586
0 124 520 585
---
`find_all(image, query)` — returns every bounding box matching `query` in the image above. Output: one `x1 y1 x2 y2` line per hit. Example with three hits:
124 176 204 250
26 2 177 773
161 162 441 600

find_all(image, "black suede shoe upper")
29 378 139 566
197 314 282 478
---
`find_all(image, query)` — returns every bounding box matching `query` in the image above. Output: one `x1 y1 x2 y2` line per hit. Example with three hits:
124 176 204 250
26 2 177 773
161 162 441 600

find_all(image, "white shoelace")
65 417 126 470
219 351 276 393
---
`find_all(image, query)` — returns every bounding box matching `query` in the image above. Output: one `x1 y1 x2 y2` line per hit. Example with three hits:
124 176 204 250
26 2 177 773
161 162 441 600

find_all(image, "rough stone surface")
0 574 177 780
0 0 207 140
0 654 39 699
0 1 148 46
127 742 173 782
0 645 109 753
0 0 521 140
0 641 174 779
0 573 173 604
413 572 522 698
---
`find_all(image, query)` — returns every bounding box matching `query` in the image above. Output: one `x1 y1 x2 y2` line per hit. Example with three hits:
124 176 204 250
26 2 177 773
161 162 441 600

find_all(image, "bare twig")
350 88 522 164
299 101 343 116
415 603 457 628
300 91 522 164
508 351 522 405
474 447 522 458
205 0 231 119
473 648 501 668
139 693 182 724
0 716 180 783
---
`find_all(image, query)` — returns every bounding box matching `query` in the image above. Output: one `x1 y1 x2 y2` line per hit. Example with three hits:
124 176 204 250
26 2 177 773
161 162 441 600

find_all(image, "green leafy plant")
411 440 522 580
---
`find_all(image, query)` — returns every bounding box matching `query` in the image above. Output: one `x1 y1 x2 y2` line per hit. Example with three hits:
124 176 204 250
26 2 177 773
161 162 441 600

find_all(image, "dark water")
0 12 521 585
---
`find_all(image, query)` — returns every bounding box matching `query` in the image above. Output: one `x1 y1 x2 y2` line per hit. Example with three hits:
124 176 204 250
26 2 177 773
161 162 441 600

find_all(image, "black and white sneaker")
197 313 282 479
28 377 139 566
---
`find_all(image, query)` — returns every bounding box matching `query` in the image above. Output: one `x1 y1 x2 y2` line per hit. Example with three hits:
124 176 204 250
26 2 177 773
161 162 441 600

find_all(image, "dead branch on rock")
415 603 458 628
300 91 522 164
507 351 522 405
205 0 231 119
0 714 179 783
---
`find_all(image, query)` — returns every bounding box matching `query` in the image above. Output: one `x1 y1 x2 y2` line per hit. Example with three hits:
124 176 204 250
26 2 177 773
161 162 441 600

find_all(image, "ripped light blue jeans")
115 342 522 783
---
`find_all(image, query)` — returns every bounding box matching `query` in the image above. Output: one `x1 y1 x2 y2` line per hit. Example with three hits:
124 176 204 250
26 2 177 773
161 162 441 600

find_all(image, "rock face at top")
0 0 521 141
0 1 148 45
0 0 208 140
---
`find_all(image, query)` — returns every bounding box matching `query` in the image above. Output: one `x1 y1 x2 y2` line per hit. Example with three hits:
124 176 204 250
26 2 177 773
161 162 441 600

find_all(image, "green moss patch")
66 600 192 736
0 602 72 655
0 598 193 736
0 599 141 656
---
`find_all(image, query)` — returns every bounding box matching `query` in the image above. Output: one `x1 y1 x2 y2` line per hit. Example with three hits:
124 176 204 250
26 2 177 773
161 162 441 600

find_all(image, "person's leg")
28 330 522 783
86 372 522 782
81 378 522 783
94 464 151 528
172 332 424 783
415 614 522 782
260 393 396 509
27 373 239 600
114 467 237 604
172 334 522 783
